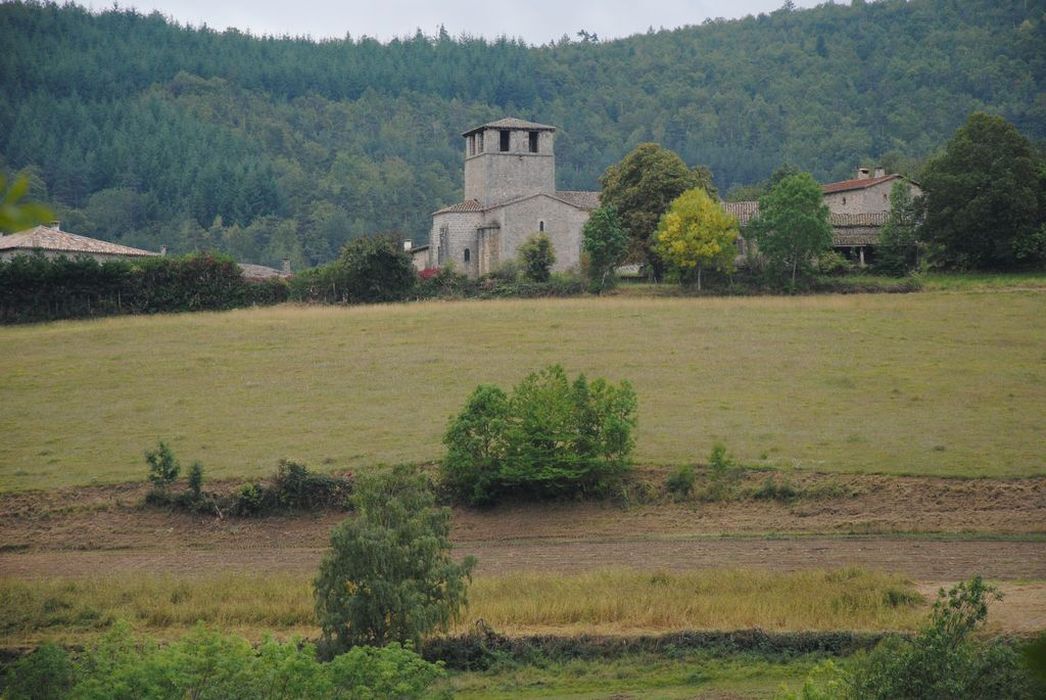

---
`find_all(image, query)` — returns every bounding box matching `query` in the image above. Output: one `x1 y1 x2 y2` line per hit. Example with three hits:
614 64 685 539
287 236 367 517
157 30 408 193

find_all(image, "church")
419 118 600 277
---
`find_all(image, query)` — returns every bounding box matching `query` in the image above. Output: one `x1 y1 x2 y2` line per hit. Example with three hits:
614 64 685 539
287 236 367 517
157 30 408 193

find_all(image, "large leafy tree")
748 171 832 285
876 179 922 276
921 112 1044 270
0 173 52 233
581 205 628 293
653 188 739 289
314 464 475 654
599 144 717 279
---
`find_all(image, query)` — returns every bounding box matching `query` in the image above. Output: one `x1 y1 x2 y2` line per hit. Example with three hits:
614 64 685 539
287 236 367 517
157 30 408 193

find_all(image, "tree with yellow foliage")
653 188 739 290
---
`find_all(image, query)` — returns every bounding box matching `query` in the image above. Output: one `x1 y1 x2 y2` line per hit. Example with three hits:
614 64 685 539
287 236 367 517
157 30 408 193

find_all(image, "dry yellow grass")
1 291 1043 490
0 568 925 648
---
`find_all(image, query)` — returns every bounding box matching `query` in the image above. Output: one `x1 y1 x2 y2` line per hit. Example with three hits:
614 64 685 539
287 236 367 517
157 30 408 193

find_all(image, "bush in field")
332 234 416 303
144 441 180 494
442 365 638 505
2 642 74 700
784 577 1044 699
315 464 475 655
665 464 696 500
2 622 443 699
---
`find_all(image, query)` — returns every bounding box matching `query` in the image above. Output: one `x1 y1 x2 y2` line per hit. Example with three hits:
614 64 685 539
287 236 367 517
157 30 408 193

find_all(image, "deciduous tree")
599 144 716 279
581 205 628 292
653 188 739 289
314 465 475 654
749 172 832 285
921 112 1044 270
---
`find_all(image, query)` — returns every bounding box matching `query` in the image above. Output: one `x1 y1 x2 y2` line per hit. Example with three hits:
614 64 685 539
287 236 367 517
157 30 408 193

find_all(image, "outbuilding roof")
821 174 899 194
463 117 556 136
0 226 158 257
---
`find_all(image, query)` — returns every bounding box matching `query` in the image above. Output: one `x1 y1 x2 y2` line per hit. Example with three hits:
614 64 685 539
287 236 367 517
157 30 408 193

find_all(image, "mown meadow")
1 289 1044 490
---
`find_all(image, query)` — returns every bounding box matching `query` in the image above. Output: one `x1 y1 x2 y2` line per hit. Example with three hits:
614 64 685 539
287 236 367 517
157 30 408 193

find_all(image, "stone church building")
419 118 599 276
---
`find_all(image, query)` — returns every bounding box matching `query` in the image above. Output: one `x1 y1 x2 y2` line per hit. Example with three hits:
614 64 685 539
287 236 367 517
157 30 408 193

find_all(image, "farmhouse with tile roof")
423 118 600 276
723 167 921 265
0 224 160 262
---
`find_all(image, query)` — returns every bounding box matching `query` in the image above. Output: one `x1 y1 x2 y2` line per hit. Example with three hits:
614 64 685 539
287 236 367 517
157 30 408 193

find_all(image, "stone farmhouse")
0 224 160 262
417 118 599 277
724 167 922 265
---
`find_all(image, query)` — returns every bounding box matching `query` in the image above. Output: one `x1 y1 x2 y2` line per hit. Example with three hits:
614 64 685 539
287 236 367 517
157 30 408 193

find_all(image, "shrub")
2 642 74 700
271 459 353 510
666 465 696 499
442 365 638 505
144 441 179 494
751 474 799 502
517 233 556 282
186 461 204 499
333 234 416 303
701 443 744 502
785 576 1045 699
314 464 475 655
7 622 444 699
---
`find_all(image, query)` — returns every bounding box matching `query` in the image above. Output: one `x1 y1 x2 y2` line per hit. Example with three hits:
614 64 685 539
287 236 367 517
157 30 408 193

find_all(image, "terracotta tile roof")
821 174 898 194
0 226 158 257
722 200 759 225
554 190 600 210
463 117 556 136
831 212 889 226
433 199 483 215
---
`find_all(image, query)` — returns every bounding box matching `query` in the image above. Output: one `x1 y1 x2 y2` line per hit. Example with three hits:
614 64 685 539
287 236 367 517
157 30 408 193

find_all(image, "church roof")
433 191 600 216
0 225 159 257
555 190 601 210
433 199 483 214
463 117 556 136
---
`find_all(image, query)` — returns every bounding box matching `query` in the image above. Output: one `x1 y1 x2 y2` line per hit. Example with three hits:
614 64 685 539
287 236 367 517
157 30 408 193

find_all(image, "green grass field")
1 290 1044 490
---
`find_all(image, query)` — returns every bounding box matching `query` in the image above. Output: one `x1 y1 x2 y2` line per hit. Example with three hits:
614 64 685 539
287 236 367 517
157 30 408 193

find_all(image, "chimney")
50 220 61 231
281 258 291 275
874 167 886 178
856 167 871 180
403 240 413 252
160 244 167 257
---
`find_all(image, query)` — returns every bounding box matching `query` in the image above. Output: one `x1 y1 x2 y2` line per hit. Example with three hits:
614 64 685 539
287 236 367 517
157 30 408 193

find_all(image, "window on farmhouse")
529 131 539 153
539 221 545 232
478 132 484 152
464 248 471 264
500 130 510 152
469 135 475 156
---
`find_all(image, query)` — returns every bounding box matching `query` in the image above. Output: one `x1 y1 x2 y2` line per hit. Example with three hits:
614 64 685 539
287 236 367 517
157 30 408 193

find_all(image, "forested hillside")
1 0 1042 267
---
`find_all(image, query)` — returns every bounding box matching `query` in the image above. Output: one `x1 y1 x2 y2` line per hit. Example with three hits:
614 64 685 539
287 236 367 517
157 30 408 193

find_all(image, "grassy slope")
1 291 1043 490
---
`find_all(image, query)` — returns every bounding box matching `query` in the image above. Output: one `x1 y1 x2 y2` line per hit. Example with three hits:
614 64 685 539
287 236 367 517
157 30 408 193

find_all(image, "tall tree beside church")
921 113 1044 270
599 144 717 280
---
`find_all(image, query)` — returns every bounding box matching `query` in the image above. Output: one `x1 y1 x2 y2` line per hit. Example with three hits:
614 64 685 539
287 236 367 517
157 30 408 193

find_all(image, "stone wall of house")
464 128 556 206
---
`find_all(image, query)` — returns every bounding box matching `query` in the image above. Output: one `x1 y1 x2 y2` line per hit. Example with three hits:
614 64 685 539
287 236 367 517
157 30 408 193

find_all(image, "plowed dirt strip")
2 538 1043 581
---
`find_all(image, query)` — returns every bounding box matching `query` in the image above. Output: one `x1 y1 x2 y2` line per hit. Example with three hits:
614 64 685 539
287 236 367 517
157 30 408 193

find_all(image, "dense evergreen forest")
1 0 1042 267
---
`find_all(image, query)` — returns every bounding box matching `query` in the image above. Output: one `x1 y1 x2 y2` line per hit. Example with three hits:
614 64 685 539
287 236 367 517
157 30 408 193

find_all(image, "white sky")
87 0 826 44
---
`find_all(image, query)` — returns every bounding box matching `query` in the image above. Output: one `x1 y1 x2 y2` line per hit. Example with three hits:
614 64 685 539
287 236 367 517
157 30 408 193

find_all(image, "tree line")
0 0 1042 268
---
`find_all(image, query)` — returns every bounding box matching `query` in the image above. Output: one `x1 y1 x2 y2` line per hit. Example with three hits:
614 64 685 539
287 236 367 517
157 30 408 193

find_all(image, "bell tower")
462 118 556 206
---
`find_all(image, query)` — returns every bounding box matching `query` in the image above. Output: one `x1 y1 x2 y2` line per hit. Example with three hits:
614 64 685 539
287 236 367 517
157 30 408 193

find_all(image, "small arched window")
539 221 545 232
464 248 471 264
842 196 847 205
